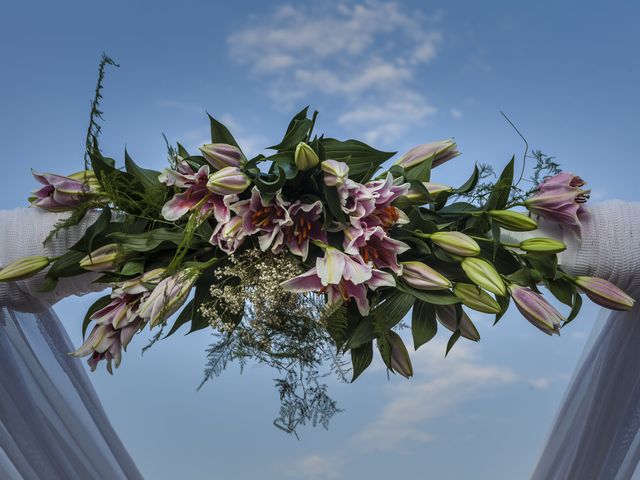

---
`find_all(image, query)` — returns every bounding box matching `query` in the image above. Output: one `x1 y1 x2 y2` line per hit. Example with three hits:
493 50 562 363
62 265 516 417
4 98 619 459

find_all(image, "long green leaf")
372 291 415 333
412 300 437 350
485 156 515 211
124 149 163 194
208 114 241 150
165 299 195 338
350 340 373 382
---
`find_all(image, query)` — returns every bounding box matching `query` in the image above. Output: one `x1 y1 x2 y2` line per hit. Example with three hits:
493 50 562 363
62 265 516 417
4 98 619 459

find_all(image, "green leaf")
345 316 375 350
397 282 459 305
372 291 415 333
405 157 433 182
189 267 221 334
120 260 145 276
165 299 194 338
107 228 185 252
493 294 511 325
524 253 558 279
254 166 287 194
177 143 190 159
412 300 437 350
208 114 241 150
269 118 313 151
47 250 86 279
284 106 309 134
124 149 163 194
564 290 583 326
377 334 393 370
485 156 515 211
445 330 462 356
324 303 349 348
438 201 479 215
82 295 113 338
454 165 480 194
322 138 396 183
70 207 111 254
545 277 575 306
350 340 373 382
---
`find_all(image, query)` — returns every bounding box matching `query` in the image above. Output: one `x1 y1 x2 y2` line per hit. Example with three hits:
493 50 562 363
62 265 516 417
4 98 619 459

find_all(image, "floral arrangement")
0 107 634 430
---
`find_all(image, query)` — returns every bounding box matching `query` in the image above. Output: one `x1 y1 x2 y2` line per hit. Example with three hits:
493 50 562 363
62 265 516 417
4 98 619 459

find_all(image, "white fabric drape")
532 200 640 480
0 208 141 479
0 305 142 480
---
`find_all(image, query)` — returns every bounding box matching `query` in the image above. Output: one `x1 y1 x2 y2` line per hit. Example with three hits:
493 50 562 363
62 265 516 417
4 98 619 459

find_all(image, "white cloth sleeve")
0 208 107 312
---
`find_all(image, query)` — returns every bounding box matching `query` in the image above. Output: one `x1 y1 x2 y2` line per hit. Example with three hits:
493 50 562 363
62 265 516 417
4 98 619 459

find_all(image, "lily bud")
294 142 320 171
321 160 349 187
79 244 123 272
206 166 250 195
453 283 501 314
461 257 506 296
510 285 563 335
394 139 460 169
489 210 538 231
573 276 635 311
405 182 453 202
0 256 50 282
519 237 566 254
430 231 480 257
199 143 245 170
29 171 91 212
387 331 413 378
138 269 198 327
120 268 166 295
401 261 451 290
435 304 481 341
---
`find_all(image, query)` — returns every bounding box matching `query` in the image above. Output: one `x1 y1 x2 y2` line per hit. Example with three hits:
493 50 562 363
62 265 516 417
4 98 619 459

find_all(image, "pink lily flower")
282 200 327 260
343 226 410 274
524 172 590 234
281 247 395 315
234 187 293 252
159 161 237 222
366 173 410 208
281 264 394 316
210 215 246 254
29 171 91 211
72 269 166 372
75 319 143 374
338 180 377 226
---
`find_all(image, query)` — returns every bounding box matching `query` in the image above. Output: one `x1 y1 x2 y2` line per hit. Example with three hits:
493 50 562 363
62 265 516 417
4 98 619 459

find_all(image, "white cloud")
351 339 518 452
228 1 442 144
282 454 343 479
528 377 552 390
451 108 464 120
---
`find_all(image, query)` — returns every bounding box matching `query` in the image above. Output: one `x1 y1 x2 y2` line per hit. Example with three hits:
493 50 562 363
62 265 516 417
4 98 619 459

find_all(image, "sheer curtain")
0 208 142 479
0 305 142 479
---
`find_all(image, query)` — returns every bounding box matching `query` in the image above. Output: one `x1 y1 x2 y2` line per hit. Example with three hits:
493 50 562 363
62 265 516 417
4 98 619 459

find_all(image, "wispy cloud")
281 454 343 479
228 1 442 144
351 339 517 452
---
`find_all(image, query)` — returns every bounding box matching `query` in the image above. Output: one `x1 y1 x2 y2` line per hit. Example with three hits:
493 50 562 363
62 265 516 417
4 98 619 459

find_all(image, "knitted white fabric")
0 208 105 312
502 200 640 297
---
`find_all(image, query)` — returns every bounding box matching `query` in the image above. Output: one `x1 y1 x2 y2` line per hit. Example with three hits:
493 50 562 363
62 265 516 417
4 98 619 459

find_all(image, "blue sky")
1 1 639 478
